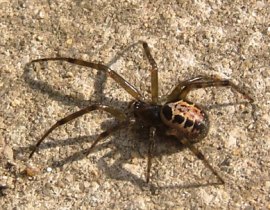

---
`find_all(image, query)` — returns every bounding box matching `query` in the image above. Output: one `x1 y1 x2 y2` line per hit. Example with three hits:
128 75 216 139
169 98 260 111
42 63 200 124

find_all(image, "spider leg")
83 120 131 156
166 76 254 103
140 41 158 104
179 137 224 185
106 41 159 103
29 104 127 158
30 58 143 100
146 127 156 183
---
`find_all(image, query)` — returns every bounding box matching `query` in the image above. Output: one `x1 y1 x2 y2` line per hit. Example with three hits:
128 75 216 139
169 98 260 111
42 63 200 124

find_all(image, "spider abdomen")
160 100 209 140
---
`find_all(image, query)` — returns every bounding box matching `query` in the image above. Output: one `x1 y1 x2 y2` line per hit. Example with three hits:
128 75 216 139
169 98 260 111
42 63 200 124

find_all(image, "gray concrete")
0 1 269 209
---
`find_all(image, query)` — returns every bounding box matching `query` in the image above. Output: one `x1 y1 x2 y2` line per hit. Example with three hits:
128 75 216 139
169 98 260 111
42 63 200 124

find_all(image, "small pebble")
46 167 52 172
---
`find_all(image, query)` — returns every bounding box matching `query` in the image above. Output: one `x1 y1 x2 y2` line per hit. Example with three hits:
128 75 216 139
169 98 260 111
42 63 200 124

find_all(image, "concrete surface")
0 1 269 209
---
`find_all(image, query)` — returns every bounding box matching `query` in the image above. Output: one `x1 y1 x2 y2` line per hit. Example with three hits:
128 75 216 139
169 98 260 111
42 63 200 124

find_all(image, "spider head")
132 101 162 126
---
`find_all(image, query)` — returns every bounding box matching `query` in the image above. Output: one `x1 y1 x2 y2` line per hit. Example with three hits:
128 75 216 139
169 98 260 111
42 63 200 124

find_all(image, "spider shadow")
14 133 100 161
23 41 143 109
37 122 223 191
97 152 224 192
23 60 123 109
94 127 225 191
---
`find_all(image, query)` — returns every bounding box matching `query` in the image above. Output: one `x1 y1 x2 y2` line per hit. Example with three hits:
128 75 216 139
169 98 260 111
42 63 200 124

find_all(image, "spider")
28 41 254 184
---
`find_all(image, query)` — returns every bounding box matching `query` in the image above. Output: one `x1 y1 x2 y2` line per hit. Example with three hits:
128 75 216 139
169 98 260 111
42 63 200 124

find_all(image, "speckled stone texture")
0 1 269 209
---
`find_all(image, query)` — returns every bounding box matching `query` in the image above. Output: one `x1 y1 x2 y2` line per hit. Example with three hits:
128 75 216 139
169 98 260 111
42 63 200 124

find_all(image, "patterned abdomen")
160 100 209 140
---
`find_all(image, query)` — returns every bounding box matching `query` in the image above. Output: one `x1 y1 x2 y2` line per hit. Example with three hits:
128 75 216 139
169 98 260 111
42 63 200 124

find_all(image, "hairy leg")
140 41 159 104
30 58 143 100
166 76 254 103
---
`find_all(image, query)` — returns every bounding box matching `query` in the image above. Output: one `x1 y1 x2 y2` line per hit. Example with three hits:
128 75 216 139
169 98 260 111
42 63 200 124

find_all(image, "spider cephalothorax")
28 41 253 184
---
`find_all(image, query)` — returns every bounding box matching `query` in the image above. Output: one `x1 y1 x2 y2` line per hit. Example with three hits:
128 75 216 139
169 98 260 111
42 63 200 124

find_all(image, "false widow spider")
28 41 254 184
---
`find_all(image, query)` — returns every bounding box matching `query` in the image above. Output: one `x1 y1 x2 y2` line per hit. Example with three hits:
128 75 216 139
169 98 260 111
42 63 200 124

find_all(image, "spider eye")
133 101 145 110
